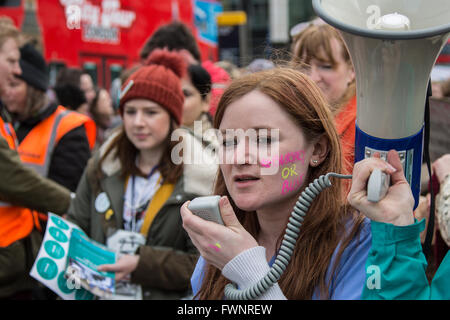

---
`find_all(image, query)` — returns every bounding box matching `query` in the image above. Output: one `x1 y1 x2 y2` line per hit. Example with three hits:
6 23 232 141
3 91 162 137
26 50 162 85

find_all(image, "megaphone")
312 0 450 209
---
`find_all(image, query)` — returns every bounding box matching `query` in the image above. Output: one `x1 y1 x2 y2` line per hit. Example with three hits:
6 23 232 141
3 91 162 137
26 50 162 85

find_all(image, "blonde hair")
0 16 21 48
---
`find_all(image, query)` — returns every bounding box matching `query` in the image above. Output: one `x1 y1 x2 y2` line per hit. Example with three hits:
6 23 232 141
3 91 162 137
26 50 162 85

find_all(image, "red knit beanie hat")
119 49 186 125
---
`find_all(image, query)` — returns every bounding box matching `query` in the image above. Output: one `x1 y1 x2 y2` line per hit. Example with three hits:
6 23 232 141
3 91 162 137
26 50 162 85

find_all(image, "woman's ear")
347 64 356 85
310 135 329 167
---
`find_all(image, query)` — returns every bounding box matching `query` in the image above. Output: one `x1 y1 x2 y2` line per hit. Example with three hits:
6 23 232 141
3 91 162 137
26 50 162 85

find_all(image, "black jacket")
15 103 91 192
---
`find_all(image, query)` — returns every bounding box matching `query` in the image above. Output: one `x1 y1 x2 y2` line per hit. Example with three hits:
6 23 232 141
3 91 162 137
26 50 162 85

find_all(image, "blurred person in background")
414 154 450 271
54 81 88 114
53 67 96 115
3 43 96 192
292 23 356 175
140 21 200 65
0 17 71 300
202 60 231 117
431 78 450 99
181 64 213 134
214 60 241 80
245 58 275 74
0 16 21 120
140 21 230 117
80 71 96 105
180 63 218 195
89 88 115 147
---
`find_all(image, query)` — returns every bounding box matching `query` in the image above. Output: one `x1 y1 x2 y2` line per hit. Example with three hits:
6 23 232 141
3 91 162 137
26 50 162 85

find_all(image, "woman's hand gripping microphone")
347 149 415 226
180 196 258 270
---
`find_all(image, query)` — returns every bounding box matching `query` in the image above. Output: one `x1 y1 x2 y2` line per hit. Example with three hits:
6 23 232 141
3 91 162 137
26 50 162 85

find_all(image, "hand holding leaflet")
29 213 116 300
67 229 116 298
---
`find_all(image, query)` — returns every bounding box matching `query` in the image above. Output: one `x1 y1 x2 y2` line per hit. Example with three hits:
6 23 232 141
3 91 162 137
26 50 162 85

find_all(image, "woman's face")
218 90 316 213
95 89 114 129
80 74 96 105
3 76 27 119
302 37 355 106
123 99 171 153
181 76 209 126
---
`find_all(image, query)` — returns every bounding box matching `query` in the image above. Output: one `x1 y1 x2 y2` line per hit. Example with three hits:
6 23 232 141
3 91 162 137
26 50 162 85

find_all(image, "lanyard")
130 165 160 233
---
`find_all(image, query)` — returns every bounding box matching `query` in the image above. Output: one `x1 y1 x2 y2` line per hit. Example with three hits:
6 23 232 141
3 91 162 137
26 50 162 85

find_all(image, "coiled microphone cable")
224 172 352 300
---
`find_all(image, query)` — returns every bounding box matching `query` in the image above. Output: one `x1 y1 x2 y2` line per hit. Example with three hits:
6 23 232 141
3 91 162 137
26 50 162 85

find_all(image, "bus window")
48 62 66 88
110 64 122 85
0 0 21 7
83 62 97 86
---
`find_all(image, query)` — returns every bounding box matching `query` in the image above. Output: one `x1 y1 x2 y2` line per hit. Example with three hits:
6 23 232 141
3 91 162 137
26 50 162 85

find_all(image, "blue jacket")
191 217 372 299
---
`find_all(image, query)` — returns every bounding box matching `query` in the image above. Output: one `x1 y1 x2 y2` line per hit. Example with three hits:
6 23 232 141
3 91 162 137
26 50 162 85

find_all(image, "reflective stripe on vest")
0 117 38 247
0 117 17 149
18 105 96 177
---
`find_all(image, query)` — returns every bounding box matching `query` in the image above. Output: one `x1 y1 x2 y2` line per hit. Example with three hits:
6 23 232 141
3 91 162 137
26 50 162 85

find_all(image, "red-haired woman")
181 67 373 299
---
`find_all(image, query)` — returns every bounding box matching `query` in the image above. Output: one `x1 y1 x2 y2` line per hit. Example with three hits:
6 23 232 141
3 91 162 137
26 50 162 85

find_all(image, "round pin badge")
95 192 110 213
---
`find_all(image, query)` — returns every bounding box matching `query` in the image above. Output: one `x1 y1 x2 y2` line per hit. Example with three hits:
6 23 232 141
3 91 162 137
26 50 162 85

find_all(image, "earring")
312 159 319 166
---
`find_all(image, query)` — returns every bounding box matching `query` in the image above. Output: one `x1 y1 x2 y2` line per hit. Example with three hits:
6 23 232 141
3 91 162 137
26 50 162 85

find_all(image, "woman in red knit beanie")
67 49 213 300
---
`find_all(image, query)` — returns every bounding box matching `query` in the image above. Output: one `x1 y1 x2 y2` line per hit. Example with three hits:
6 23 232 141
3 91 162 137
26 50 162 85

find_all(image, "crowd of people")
0 14 449 301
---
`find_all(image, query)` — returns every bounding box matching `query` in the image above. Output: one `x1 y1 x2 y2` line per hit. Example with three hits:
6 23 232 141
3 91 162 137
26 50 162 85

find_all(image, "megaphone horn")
313 0 450 209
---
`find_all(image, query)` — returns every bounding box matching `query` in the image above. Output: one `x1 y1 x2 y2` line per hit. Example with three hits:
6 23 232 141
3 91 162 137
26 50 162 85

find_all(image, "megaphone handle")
367 169 390 202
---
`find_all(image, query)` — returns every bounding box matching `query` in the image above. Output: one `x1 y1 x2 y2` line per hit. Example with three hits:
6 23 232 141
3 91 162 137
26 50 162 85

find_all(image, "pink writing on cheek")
260 150 305 168
281 174 305 195
296 150 305 165
279 150 306 166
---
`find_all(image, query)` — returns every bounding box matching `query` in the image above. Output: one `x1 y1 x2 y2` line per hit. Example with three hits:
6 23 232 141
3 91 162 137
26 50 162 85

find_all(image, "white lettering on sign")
66 5 81 30
60 0 136 42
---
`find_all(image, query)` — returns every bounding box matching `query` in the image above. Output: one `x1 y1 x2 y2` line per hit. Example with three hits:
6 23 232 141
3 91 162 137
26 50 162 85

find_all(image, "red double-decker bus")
1 0 219 89
436 39 450 65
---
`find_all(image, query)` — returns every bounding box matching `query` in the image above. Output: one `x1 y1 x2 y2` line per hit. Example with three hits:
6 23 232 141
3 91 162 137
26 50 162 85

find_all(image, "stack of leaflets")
67 229 116 299
30 213 116 300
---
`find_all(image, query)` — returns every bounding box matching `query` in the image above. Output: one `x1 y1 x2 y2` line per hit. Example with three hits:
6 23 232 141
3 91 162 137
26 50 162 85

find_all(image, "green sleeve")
363 219 428 299
430 250 450 299
363 219 450 300
0 136 71 214
66 164 93 235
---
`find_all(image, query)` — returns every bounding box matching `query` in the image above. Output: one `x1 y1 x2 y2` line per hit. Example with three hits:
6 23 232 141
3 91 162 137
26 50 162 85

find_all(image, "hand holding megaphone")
348 150 415 226
367 167 390 202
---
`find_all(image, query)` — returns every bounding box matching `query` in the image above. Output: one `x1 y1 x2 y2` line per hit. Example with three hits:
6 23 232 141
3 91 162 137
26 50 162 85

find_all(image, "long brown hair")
24 85 48 119
197 68 364 300
291 24 355 113
97 119 183 184
7 82 48 122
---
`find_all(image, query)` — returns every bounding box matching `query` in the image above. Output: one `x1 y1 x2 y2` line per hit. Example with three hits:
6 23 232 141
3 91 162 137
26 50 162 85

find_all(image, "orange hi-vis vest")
0 116 40 247
18 105 96 177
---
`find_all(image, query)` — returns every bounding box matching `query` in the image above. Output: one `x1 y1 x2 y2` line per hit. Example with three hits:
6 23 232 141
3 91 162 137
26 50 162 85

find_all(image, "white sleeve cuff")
222 246 287 300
